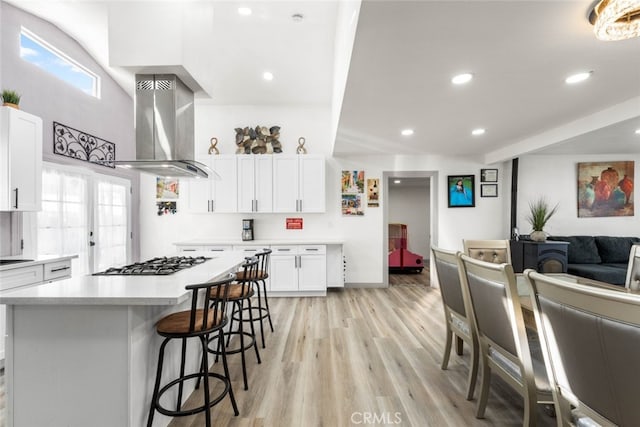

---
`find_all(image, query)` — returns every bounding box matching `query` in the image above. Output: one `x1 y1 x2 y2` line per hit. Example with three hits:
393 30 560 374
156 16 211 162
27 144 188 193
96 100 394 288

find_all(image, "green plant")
1 90 21 105
527 198 558 231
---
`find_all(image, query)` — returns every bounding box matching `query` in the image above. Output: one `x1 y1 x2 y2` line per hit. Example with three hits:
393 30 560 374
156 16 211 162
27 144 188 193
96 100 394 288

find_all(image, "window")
29 163 130 276
20 27 100 98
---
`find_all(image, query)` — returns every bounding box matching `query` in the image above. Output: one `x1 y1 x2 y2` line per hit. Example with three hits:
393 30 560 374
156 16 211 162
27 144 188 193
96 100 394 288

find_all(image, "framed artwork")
342 170 365 194
481 184 498 197
156 178 179 199
341 194 364 215
481 168 498 182
577 161 634 217
448 175 475 208
367 178 379 207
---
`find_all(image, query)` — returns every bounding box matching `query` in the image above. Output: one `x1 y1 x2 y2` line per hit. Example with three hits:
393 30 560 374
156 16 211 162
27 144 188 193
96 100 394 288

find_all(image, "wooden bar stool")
207 257 261 390
147 274 239 427
235 248 274 348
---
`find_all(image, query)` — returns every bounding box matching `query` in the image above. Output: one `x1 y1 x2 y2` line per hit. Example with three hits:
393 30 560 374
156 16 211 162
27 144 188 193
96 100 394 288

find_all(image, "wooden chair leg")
466 338 479 400
441 323 453 370
476 350 491 419
455 336 464 355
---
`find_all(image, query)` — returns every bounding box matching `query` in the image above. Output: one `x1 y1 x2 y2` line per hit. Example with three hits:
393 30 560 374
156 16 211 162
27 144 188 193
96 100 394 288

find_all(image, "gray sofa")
547 235 640 286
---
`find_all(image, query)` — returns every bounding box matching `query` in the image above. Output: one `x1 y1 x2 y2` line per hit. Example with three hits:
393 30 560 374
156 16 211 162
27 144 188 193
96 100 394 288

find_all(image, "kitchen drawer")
233 245 266 256
43 259 72 281
176 246 204 252
0 264 44 290
270 245 298 255
299 245 326 255
202 245 233 253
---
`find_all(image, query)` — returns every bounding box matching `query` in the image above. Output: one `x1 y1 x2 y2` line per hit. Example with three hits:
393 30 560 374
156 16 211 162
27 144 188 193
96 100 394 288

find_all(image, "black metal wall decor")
53 122 115 168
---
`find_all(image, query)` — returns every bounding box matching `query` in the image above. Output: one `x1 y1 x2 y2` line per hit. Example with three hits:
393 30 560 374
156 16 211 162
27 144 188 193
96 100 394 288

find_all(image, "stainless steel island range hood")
115 74 211 178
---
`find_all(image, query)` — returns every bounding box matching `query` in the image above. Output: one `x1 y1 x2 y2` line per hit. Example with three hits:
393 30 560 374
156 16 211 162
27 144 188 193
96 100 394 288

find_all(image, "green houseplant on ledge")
527 198 558 242
1 90 21 109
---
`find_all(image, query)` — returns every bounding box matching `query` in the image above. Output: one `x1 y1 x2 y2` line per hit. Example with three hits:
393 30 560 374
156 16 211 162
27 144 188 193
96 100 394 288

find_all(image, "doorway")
383 171 437 286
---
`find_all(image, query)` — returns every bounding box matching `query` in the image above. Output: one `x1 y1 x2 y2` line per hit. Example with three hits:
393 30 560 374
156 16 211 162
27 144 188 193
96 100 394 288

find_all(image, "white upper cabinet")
185 154 237 213
0 107 43 211
237 155 273 213
273 155 325 213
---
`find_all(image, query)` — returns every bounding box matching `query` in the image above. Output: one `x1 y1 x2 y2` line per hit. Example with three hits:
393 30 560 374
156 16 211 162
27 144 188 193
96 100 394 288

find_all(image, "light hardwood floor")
389 267 430 286
165 281 556 427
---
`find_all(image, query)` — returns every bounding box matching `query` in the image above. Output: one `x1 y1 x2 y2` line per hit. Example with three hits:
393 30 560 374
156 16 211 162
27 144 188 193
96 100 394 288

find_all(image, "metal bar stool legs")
147 275 238 426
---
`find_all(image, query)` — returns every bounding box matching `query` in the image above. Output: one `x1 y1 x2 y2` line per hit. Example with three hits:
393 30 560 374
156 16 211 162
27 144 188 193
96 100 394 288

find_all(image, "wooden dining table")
517 272 632 331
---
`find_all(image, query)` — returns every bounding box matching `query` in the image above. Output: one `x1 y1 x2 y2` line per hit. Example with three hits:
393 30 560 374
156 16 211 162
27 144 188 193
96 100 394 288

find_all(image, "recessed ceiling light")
452 73 473 85
292 13 304 22
263 71 274 81
401 129 414 136
394 179 401 184
471 128 486 136
238 7 252 16
565 71 592 84
635 129 640 135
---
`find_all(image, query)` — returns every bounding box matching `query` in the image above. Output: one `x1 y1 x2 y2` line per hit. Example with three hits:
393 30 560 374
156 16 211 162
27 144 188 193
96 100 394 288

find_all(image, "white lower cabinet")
270 245 326 292
0 258 73 360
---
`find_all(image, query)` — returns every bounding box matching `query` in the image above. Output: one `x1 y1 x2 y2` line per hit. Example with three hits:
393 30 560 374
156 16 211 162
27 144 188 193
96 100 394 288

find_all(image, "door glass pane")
95 180 129 271
37 167 89 276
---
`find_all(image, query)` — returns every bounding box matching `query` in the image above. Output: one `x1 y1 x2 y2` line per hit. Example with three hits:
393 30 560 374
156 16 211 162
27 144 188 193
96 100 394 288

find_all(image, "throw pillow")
548 236 601 264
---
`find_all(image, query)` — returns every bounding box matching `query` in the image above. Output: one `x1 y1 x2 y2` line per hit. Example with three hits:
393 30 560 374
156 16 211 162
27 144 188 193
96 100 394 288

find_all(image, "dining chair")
431 246 479 400
458 254 553 426
463 239 512 264
524 269 640 427
625 244 640 290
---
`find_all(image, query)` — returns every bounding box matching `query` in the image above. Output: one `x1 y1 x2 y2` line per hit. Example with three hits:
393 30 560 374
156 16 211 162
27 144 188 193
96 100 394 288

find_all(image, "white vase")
530 230 546 242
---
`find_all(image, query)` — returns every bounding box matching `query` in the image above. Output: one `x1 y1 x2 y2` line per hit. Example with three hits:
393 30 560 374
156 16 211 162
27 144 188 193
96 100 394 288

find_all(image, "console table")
510 240 569 273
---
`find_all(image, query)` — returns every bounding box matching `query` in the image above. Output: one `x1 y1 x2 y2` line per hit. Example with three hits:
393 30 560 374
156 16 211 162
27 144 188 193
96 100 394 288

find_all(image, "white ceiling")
6 0 640 162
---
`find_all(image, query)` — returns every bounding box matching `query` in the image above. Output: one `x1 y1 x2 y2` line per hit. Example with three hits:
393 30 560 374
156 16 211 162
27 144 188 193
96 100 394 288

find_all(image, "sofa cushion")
548 236 601 264
595 236 636 263
567 264 627 286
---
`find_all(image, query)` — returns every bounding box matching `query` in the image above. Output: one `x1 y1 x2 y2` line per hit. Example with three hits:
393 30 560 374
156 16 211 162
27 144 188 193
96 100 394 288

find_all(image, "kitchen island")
0 251 247 427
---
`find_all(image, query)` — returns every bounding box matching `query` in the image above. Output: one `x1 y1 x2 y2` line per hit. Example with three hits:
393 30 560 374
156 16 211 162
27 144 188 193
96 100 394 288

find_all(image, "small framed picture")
481 168 498 182
481 184 498 198
448 175 475 208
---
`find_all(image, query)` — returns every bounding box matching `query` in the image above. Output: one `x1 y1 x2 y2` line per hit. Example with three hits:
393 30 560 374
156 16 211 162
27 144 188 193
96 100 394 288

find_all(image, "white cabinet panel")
299 156 325 213
273 155 325 213
185 155 237 213
270 245 326 291
238 155 273 213
43 259 72 281
0 107 43 211
270 249 298 292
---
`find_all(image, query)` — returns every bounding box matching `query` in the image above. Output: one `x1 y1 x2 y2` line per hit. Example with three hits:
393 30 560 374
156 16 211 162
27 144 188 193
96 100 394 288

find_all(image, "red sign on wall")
286 218 303 230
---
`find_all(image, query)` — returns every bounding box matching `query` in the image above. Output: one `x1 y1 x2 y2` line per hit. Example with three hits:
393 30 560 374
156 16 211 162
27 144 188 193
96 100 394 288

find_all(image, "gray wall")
0 2 139 259
388 183 431 260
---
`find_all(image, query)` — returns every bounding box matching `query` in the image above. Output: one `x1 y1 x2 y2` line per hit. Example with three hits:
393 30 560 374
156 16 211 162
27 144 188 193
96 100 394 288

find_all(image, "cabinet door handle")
299 199 302 212
182 249 197 252
277 248 291 252
13 188 18 209
255 199 258 212
50 266 70 273
212 200 215 212
305 248 319 252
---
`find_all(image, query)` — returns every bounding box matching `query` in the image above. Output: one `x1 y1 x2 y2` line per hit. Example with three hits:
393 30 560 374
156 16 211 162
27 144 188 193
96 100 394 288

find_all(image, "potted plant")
526 198 558 241
1 90 21 109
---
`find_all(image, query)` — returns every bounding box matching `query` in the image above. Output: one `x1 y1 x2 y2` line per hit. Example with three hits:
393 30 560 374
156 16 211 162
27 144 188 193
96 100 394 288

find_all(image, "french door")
25 162 131 276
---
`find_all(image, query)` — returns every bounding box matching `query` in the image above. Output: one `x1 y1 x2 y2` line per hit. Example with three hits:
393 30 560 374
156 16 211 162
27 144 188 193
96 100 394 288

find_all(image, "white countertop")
0 255 78 272
174 238 344 246
0 252 246 306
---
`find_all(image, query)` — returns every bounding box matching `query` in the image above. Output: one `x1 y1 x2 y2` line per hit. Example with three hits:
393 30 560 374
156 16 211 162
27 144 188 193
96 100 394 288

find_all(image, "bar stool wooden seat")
234 248 274 348
207 257 261 390
147 274 239 427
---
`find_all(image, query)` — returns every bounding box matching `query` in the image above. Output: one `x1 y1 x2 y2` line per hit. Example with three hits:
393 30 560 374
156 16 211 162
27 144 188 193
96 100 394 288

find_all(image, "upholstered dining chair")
431 246 479 400
524 269 640 427
463 239 512 264
458 254 553 426
625 244 640 290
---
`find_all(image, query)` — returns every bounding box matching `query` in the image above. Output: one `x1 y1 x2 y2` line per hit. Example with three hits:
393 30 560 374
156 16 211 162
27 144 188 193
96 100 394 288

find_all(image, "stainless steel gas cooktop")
93 256 211 276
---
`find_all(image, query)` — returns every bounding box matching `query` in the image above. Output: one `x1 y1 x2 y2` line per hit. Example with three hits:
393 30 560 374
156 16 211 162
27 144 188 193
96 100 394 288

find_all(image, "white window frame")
23 162 131 275
20 27 101 99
